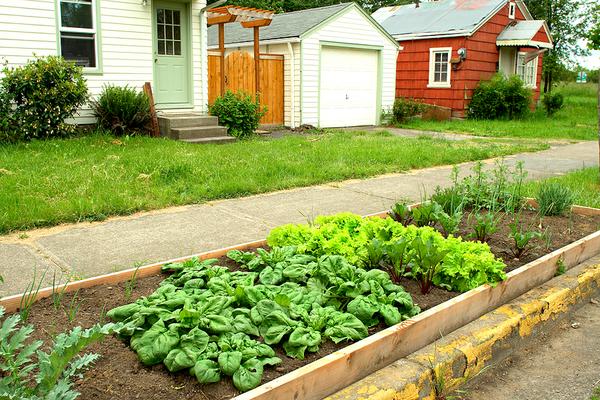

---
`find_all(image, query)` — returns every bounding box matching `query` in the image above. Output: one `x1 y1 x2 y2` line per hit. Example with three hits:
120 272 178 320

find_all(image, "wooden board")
208 51 284 125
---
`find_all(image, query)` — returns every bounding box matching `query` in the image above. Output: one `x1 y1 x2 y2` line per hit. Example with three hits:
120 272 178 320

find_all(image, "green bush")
541 92 564 116
1 56 88 140
0 88 18 142
209 91 266 139
91 85 151 135
468 74 532 120
392 97 426 123
536 182 574 216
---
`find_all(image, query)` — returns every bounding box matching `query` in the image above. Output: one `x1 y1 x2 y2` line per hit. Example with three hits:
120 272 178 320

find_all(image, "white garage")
208 3 399 128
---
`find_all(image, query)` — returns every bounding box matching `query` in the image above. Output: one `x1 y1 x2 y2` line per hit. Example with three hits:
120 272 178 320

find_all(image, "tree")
586 3 600 181
524 0 591 92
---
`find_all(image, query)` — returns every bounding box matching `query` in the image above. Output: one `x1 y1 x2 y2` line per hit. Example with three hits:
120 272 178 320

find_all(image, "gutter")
208 37 301 50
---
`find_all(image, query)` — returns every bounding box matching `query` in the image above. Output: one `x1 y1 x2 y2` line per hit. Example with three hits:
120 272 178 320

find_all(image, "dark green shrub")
1 56 88 140
0 88 18 142
468 74 532 120
391 98 426 123
91 85 151 135
208 91 266 139
541 92 564 116
536 182 574 216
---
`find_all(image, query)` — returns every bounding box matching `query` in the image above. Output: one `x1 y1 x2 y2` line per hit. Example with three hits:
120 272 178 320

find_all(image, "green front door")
153 1 191 106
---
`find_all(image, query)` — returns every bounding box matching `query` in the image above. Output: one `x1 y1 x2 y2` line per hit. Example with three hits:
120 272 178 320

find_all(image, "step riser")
182 137 236 145
172 127 228 140
167 117 220 129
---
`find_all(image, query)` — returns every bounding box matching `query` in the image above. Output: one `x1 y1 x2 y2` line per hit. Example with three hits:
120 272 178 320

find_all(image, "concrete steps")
158 113 232 144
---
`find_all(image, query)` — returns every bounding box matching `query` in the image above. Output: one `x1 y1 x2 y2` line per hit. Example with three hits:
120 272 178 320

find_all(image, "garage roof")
374 0 526 40
207 3 352 47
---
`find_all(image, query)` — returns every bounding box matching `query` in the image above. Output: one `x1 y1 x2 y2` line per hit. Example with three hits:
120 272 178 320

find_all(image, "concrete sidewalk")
1 141 597 297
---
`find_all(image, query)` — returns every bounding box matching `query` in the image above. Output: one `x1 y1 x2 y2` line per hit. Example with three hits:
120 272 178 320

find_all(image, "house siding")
0 0 208 124
395 1 547 117
301 6 398 127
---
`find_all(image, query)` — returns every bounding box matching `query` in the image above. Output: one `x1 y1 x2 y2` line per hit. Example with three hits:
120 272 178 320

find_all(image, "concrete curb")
326 261 600 400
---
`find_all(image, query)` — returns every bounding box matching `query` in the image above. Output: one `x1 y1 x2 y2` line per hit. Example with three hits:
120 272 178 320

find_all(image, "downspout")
287 42 297 129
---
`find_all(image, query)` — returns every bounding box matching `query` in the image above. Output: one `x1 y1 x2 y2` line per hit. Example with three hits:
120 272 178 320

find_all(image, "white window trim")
516 52 538 89
57 0 101 72
508 2 516 19
427 47 452 88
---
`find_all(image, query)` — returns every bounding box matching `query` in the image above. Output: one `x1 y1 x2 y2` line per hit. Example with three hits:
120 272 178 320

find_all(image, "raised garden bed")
2 204 600 400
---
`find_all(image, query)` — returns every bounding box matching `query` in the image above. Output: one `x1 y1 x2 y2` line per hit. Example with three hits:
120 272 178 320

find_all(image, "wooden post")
219 23 225 96
143 82 160 137
254 26 260 96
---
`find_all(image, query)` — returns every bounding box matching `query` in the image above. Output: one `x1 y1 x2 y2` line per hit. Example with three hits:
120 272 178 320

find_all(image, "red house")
374 0 553 118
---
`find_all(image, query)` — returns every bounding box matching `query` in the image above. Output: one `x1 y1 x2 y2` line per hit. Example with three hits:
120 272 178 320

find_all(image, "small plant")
542 92 564 116
67 290 81 322
124 264 142 301
437 208 463 237
51 272 69 311
91 85 151 135
410 236 449 295
391 97 427 123
0 307 118 400
364 238 386 269
555 258 566 276
19 268 48 321
412 202 443 228
536 182 574 216
382 238 410 283
209 91 266 139
1 56 88 141
389 202 413 226
509 217 543 258
468 211 499 243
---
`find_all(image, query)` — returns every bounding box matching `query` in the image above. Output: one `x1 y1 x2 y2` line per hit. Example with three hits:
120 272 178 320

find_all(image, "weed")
555 258 567 276
19 268 47 321
51 272 69 311
124 264 142 301
537 182 574 216
67 290 81 322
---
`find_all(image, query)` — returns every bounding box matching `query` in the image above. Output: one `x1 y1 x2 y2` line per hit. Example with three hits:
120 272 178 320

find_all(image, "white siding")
0 0 208 124
300 6 398 127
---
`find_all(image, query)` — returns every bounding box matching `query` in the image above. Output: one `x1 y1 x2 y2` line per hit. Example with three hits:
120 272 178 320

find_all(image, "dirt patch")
15 209 600 400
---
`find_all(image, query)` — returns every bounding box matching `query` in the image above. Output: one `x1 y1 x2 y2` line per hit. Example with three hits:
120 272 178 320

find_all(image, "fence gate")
209 51 284 125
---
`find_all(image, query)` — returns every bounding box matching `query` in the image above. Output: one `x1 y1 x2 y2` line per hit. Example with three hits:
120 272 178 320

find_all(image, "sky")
577 49 600 70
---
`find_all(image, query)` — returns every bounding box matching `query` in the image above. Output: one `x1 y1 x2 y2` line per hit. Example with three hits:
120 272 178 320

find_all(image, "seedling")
509 217 543 258
468 211 499 243
19 267 48 321
124 264 142 301
390 202 413 226
67 290 81 322
51 272 69 311
555 258 566 276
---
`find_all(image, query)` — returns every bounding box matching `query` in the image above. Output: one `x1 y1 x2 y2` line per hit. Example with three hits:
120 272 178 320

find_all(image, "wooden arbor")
207 6 274 96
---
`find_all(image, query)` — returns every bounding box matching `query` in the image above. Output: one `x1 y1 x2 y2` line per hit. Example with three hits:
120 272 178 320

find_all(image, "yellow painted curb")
326 262 600 400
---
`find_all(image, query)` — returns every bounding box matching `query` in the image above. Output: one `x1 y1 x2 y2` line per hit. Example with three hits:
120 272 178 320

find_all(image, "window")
58 0 99 69
428 48 452 88
508 2 516 19
157 8 182 56
516 52 538 88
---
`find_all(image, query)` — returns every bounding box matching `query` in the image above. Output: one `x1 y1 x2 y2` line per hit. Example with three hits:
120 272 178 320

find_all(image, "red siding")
395 1 549 117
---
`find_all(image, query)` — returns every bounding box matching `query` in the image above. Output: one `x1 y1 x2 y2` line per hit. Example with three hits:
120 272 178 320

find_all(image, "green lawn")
399 83 598 141
523 167 600 208
0 130 547 234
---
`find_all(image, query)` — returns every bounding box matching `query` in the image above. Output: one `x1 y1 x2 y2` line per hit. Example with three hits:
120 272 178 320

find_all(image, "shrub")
536 182 574 216
1 56 88 140
541 92 564 116
391 98 427 123
209 91 266 139
0 88 18 142
468 74 531 120
91 85 151 135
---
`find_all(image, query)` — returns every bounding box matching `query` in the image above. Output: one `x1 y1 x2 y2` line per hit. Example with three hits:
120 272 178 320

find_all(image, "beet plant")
410 236 449 295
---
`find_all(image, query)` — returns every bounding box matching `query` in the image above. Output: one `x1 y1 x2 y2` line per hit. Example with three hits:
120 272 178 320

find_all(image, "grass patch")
523 168 600 208
0 130 547 234
591 386 600 400
399 83 598 141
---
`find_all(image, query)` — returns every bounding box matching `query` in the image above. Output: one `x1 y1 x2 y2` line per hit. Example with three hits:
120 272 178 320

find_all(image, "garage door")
319 46 379 128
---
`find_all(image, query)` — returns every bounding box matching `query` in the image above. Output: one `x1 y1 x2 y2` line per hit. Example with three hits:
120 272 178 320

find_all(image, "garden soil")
18 210 600 400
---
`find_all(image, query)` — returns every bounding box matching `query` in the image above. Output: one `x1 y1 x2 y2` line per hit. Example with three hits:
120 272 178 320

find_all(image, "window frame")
516 52 538 88
427 47 452 88
56 0 102 74
508 2 516 19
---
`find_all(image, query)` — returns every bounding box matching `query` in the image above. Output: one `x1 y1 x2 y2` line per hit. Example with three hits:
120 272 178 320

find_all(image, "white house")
0 0 211 124
208 3 399 128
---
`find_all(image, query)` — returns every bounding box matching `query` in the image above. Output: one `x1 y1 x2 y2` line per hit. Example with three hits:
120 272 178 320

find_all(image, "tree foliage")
524 0 591 91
